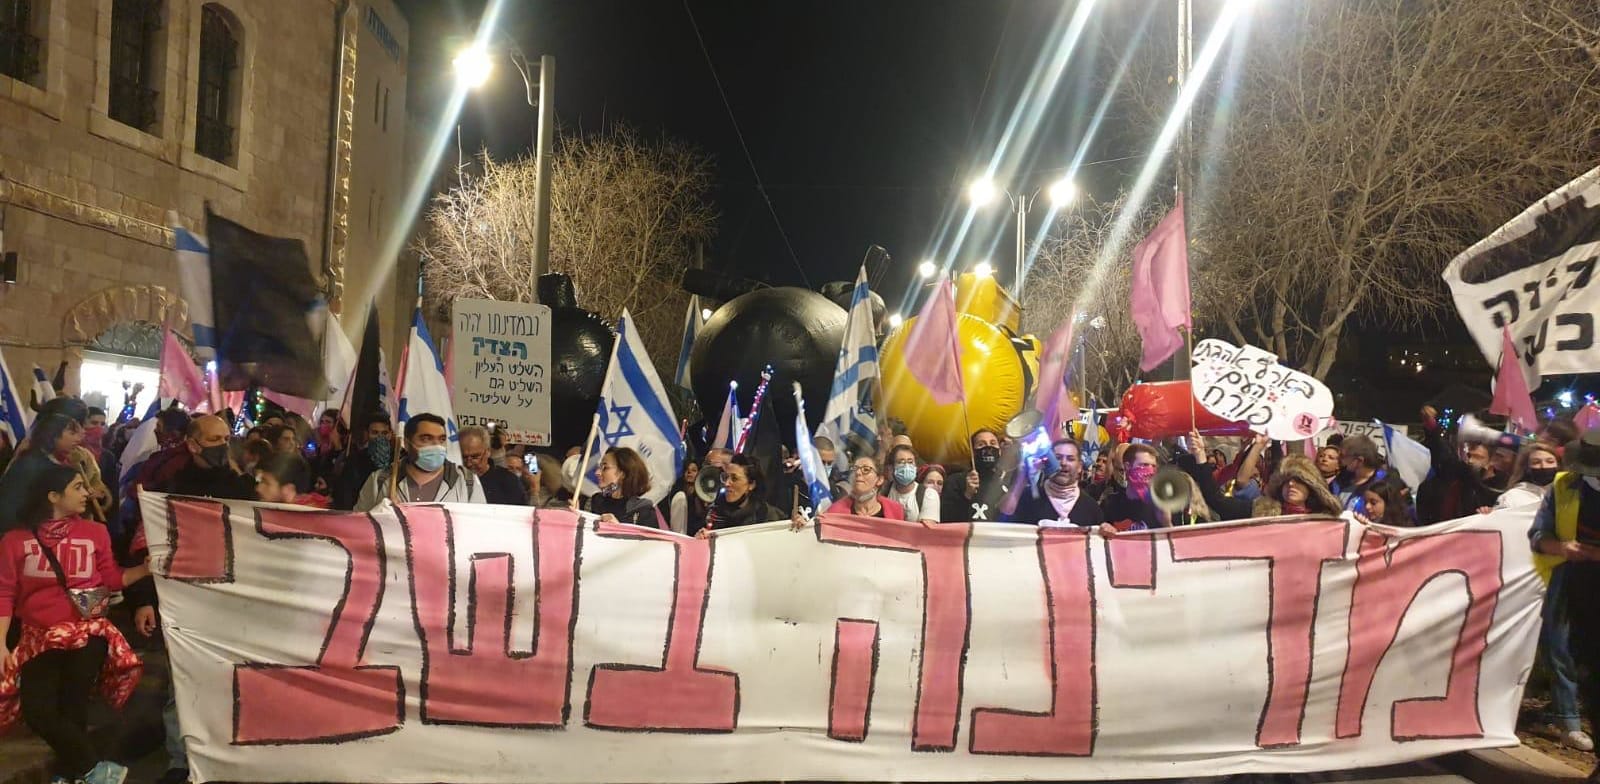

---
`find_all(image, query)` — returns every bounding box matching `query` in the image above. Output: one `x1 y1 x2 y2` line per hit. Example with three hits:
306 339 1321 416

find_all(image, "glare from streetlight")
974 261 993 278
917 260 937 279
453 45 494 89
888 313 904 330
1047 177 1078 207
701 308 713 321
967 177 999 207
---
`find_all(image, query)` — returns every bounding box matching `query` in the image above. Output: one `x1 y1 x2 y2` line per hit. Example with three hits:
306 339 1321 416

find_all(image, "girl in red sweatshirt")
0 463 149 784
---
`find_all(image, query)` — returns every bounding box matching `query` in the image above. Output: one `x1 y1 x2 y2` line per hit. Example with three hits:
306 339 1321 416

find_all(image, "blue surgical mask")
413 444 447 472
894 465 917 486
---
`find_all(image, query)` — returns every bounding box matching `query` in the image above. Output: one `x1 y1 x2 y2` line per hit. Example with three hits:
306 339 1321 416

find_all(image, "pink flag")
1033 318 1077 436
903 278 965 405
1130 195 1192 371
1575 403 1600 433
1489 327 1539 432
159 329 207 410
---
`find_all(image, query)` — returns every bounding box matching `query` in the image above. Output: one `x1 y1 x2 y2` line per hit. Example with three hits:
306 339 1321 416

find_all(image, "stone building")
0 0 415 413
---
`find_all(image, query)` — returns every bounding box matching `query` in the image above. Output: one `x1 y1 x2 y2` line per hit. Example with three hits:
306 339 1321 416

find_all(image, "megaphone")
695 466 724 503
1005 409 1043 440
1459 414 1527 451
1151 466 1193 514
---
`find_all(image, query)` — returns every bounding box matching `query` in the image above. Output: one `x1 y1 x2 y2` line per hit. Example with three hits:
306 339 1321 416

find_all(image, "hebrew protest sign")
1443 165 1600 379
1191 339 1335 440
450 298 552 445
143 494 1540 783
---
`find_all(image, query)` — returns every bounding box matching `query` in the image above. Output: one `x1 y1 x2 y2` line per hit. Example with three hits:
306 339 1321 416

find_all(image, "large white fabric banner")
139 494 1542 783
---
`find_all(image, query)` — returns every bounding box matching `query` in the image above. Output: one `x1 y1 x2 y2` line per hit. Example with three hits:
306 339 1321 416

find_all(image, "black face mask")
199 444 230 469
975 446 1000 472
1526 467 1558 487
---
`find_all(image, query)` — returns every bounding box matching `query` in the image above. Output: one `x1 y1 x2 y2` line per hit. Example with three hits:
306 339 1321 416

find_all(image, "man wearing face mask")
1530 429 1600 778
331 414 394 511
941 429 1011 522
1006 439 1105 528
169 415 256 499
355 414 481 511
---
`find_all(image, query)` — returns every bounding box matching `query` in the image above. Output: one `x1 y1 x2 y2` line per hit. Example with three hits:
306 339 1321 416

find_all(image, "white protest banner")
1443 165 1600 380
142 495 1540 783
1313 420 1404 456
1192 338 1335 440
450 298 552 445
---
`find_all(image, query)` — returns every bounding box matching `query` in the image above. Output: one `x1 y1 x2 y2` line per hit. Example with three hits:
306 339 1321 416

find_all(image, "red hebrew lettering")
584 522 738 732
1105 534 1155 590
400 506 582 727
970 528 1096 756
234 510 400 744
165 497 234 582
816 516 972 751
1336 530 1502 741
1170 520 1346 748
829 619 880 742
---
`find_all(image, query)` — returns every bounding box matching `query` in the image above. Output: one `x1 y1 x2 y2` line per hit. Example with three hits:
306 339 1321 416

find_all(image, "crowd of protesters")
0 385 1598 783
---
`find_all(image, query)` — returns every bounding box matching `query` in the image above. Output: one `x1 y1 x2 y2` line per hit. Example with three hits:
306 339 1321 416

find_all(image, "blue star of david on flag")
603 401 635 446
579 310 684 504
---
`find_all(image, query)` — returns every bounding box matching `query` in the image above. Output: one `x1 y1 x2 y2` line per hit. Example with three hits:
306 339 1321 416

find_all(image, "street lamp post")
967 175 1076 297
455 44 556 303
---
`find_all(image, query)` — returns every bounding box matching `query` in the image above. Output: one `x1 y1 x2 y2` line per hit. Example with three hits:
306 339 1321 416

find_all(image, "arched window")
109 0 163 131
194 3 238 163
0 0 42 85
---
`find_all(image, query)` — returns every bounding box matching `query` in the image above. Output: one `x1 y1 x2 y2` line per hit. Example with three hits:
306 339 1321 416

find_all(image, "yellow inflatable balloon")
881 313 1037 466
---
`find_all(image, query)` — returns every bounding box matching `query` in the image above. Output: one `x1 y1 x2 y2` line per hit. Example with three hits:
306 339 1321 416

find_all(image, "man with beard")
941 429 1012 523
1006 439 1104 527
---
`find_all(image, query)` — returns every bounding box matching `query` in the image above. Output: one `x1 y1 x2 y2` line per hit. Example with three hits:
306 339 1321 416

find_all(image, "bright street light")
967 177 999 207
888 313 904 330
974 261 993 278
917 260 937 279
452 45 494 89
701 308 713 321
1047 177 1078 208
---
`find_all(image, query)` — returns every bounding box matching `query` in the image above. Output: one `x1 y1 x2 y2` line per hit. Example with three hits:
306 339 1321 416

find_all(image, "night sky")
401 0 1160 312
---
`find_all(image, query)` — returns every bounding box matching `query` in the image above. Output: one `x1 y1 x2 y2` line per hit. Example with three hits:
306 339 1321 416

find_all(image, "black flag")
341 304 386 435
206 209 327 399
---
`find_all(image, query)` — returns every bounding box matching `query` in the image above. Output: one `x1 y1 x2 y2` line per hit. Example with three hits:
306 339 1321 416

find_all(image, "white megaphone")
1458 414 1527 451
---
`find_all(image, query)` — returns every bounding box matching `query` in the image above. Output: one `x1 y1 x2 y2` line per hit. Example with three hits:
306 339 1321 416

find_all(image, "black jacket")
1173 451 1252 521
1101 490 1166 530
332 448 385 511
1007 485 1106 527
940 469 1011 523
587 493 658 528
477 465 530 506
708 495 784 530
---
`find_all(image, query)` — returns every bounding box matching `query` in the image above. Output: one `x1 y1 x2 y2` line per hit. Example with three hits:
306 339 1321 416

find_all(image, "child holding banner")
0 464 150 784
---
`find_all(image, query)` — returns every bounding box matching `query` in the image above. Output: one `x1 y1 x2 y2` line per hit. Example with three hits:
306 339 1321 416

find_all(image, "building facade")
0 0 412 413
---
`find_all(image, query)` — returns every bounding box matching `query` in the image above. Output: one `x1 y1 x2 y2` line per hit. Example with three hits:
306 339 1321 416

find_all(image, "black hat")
1569 429 1600 478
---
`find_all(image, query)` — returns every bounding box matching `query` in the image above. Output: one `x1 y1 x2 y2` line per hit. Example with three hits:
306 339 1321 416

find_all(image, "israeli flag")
172 225 216 360
397 308 461 464
0 347 34 443
675 295 706 391
1378 420 1432 491
822 264 879 455
710 382 741 451
581 310 684 504
29 365 55 405
792 383 832 516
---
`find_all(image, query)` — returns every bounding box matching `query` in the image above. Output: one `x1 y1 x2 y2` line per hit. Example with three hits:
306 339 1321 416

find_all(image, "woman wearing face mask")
821 456 905 520
586 447 658 529
883 446 923 520
1497 443 1563 510
1100 444 1165 530
698 455 785 536
0 416 98 527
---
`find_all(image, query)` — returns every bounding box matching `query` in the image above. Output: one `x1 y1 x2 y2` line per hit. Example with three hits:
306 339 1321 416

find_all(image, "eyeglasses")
852 465 878 475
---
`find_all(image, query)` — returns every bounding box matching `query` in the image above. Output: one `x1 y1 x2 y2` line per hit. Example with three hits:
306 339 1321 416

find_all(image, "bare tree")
1023 194 1228 403
1120 0 1600 378
417 125 716 376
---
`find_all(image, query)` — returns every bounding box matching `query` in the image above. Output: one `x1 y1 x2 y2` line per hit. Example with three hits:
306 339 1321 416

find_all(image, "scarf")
1044 478 1080 521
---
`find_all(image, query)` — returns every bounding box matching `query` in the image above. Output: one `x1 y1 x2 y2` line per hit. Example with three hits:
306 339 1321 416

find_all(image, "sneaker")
1565 729 1596 752
156 769 189 784
80 761 127 784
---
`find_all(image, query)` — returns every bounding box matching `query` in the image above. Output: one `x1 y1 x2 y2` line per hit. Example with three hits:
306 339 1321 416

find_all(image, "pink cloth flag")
1033 318 1077 436
1130 195 1192 371
1489 327 1539 432
903 278 965 405
159 329 207 410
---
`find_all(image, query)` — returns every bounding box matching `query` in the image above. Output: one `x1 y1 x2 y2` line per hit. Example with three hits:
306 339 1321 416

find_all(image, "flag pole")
1182 325 1196 432
572 412 601 512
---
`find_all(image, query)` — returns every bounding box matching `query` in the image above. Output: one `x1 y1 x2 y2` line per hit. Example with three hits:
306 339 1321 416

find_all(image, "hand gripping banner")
140 494 1541 783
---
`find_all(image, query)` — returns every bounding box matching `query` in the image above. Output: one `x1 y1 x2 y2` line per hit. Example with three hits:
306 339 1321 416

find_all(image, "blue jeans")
164 675 188 771
1542 568 1583 733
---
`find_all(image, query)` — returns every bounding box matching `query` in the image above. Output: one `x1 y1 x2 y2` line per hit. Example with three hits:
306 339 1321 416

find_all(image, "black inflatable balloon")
820 280 886 333
544 306 613 453
690 287 846 439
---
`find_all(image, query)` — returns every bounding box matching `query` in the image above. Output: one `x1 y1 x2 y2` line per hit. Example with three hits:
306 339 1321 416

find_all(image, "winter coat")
1251 456 1344 518
355 462 483 511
